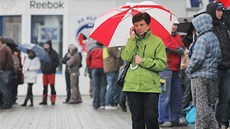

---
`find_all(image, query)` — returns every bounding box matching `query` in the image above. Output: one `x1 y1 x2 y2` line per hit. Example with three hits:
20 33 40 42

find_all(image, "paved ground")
0 96 194 129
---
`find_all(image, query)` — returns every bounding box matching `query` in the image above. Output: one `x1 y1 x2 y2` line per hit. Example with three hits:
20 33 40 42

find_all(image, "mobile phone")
133 29 137 35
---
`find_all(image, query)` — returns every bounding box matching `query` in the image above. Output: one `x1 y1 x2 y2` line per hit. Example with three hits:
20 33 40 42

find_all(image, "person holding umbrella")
21 50 41 106
39 40 59 105
121 12 167 129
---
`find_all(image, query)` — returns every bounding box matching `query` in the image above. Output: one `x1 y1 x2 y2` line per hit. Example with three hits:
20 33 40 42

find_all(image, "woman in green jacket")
121 12 167 129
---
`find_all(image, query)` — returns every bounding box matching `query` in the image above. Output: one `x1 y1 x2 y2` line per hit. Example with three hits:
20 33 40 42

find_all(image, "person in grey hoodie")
186 14 220 129
67 44 82 104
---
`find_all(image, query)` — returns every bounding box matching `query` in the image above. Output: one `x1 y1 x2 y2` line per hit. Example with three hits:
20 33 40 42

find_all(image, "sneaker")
160 122 173 127
179 117 188 126
99 106 105 109
105 105 118 110
221 125 227 129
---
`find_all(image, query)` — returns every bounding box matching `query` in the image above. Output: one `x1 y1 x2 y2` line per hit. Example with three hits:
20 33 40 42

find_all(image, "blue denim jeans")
158 69 182 123
105 71 121 106
127 92 160 129
92 68 107 109
215 68 230 124
0 71 12 107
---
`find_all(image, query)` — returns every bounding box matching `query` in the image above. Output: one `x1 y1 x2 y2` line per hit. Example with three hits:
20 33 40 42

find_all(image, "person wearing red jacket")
158 21 185 127
86 42 106 110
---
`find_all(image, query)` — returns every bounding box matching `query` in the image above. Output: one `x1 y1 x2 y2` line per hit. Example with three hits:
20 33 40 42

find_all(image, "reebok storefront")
0 0 117 95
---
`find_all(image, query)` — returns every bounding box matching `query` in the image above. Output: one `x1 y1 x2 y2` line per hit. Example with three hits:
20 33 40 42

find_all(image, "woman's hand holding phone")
130 27 136 38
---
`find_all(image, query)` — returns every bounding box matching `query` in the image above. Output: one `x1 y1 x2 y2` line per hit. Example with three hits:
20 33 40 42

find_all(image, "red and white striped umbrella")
90 1 178 47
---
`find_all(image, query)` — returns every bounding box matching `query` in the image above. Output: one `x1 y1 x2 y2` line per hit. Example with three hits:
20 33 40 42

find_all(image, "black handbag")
117 44 138 87
117 61 130 87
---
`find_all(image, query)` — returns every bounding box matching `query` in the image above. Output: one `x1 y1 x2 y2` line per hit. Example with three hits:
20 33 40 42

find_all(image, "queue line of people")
0 2 230 129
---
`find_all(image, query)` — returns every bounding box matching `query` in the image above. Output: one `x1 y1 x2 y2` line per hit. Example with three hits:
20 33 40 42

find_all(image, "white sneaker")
99 106 105 109
105 105 118 110
160 122 173 127
221 125 227 129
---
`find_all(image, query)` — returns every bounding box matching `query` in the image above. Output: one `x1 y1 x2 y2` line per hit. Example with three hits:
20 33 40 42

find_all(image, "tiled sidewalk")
0 96 193 129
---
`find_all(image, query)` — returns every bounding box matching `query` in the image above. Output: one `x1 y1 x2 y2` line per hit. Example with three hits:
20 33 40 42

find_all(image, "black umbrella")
3 38 17 50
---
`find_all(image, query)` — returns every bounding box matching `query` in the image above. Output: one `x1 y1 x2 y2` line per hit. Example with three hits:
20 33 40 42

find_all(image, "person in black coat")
39 40 59 105
62 48 71 103
206 2 230 128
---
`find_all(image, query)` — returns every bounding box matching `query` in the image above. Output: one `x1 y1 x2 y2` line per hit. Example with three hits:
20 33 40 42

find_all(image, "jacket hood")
192 14 213 35
206 1 223 23
45 40 53 49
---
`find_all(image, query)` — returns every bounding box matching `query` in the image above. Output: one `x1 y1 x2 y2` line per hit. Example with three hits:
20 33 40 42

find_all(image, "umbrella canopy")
220 0 230 7
90 1 178 47
17 43 50 62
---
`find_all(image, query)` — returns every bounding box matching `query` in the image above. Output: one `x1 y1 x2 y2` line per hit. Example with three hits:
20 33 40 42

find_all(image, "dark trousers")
65 71 71 102
0 71 12 107
127 92 159 129
180 70 192 117
120 91 127 109
26 83 33 99
11 78 19 103
215 68 230 124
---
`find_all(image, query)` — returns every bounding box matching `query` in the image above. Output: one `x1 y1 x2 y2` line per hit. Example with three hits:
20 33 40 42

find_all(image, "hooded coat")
41 40 60 74
206 2 230 70
186 14 220 79
67 46 80 75
121 31 167 93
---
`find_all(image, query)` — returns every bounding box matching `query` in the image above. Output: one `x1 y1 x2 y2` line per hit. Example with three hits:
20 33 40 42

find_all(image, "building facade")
0 0 210 95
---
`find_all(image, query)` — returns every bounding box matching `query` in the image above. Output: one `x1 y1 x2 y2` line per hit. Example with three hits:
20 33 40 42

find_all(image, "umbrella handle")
130 64 138 70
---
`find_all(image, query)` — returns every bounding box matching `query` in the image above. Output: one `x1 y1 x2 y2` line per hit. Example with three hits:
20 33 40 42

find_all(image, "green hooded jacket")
121 31 167 93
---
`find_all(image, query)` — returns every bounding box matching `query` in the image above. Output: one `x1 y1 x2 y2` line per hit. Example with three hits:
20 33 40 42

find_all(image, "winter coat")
0 44 14 71
103 47 119 73
23 56 41 83
186 14 220 79
86 47 104 69
121 31 167 93
62 53 70 74
12 55 19 79
41 42 59 74
206 2 230 70
163 34 184 71
67 50 80 75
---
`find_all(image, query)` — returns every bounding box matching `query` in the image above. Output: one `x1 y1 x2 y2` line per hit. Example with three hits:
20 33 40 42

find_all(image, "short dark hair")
132 12 151 25
0 37 5 44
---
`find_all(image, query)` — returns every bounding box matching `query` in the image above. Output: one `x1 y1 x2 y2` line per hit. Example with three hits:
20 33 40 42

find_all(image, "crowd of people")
0 1 230 129
117 1 230 129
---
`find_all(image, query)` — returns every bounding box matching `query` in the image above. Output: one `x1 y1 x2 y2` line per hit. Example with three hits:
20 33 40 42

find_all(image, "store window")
189 0 214 8
0 16 21 44
190 0 202 7
31 15 63 72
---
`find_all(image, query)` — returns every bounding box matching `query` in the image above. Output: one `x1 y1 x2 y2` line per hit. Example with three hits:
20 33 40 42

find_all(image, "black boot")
29 97 33 107
39 95 47 105
21 98 29 106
